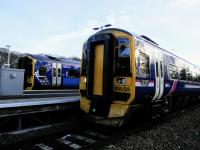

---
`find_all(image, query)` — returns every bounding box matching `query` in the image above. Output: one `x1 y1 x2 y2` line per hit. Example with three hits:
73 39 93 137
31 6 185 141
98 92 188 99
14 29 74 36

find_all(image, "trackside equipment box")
0 68 24 96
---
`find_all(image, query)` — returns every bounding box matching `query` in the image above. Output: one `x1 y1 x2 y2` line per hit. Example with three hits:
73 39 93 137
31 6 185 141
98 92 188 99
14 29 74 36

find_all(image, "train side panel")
34 60 52 89
61 64 80 88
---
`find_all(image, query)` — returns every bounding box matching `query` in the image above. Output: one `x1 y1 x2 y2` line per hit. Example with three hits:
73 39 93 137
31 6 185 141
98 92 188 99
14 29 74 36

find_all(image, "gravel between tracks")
101 106 200 150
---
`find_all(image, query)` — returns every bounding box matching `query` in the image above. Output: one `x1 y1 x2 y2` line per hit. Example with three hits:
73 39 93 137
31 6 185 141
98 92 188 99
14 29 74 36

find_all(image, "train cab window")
39 67 47 76
137 52 150 78
115 38 130 75
179 68 186 80
168 64 178 79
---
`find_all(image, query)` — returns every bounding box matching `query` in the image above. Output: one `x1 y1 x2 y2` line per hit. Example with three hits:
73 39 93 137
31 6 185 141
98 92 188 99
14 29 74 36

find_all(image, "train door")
52 63 57 86
56 63 62 87
87 33 115 117
152 49 164 100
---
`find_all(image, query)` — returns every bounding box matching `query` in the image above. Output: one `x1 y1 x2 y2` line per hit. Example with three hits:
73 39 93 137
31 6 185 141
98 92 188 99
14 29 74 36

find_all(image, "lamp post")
5 45 11 68
93 24 112 31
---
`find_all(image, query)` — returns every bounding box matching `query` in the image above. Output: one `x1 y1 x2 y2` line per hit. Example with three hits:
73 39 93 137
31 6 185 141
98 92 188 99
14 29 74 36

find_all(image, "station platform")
0 89 79 100
0 95 80 134
0 96 80 118
23 89 79 94
0 96 79 109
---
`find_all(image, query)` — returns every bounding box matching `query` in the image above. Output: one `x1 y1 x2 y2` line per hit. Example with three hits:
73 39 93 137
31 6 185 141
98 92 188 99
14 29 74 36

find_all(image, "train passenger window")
186 69 193 82
179 68 186 80
68 70 80 78
66 71 69 77
193 72 198 83
168 64 178 79
137 52 150 78
115 38 130 75
39 67 47 76
198 74 200 83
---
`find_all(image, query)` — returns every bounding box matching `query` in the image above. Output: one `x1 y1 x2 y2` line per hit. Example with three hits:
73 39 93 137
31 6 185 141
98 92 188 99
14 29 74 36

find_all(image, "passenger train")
80 28 200 126
18 54 80 90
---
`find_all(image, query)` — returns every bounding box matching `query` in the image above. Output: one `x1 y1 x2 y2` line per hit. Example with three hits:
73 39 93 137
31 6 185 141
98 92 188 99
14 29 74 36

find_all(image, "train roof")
135 35 200 69
21 53 80 67
98 28 199 69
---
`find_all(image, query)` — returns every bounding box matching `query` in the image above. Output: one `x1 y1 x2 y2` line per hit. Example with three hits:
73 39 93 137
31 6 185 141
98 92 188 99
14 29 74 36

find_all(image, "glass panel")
168 64 178 79
58 68 61 77
160 61 163 77
53 68 56 77
115 38 130 75
156 62 159 77
39 67 47 76
136 52 150 78
66 71 68 77
186 69 193 81
68 70 80 77
179 68 186 80
81 43 88 75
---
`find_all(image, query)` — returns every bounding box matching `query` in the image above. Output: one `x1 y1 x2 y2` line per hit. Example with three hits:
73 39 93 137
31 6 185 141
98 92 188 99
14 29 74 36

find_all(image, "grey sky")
0 0 199 65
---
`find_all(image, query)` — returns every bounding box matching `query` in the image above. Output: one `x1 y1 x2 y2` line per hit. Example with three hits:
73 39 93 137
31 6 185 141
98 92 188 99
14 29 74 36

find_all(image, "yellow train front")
80 28 136 126
80 28 200 127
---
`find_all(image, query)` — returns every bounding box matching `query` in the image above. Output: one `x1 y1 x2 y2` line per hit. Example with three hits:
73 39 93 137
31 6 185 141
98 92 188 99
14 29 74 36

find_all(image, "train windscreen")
114 38 130 76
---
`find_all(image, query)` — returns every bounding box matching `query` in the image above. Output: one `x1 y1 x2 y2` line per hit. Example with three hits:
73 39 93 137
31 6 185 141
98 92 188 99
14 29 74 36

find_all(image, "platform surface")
0 96 80 109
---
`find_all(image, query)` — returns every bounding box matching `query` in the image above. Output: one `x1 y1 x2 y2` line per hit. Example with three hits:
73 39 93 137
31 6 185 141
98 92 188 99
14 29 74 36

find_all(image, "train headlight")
117 78 126 85
84 78 87 83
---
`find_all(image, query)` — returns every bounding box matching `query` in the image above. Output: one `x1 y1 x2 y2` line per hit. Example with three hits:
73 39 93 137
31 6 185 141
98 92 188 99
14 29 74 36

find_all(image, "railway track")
3 102 200 150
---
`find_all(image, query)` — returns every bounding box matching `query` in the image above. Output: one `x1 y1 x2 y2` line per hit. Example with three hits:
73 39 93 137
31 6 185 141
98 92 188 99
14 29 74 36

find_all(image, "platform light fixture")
4 45 11 68
93 24 112 31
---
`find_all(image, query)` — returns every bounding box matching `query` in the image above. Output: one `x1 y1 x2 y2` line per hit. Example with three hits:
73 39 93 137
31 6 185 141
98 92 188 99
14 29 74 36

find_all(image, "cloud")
106 10 134 30
171 0 200 8
33 20 103 57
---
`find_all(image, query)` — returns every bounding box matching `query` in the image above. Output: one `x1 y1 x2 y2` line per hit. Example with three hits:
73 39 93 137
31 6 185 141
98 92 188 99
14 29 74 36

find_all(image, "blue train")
80 28 200 126
18 53 80 90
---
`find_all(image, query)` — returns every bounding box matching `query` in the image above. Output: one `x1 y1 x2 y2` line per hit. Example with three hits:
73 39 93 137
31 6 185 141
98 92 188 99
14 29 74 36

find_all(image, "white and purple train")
80 28 200 126
18 54 80 90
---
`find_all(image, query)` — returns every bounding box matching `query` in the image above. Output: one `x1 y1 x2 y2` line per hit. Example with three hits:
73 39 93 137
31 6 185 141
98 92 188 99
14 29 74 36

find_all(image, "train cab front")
18 55 35 90
80 28 136 127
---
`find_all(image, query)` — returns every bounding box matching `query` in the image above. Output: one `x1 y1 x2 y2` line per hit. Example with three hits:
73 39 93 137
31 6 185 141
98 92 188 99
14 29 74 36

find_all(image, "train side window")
137 52 150 78
66 71 69 77
193 72 198 83
179 68 186 81
68 70 80 78
198 74 200 83
39 67 47 76
168 64 178 79
186 69 193 82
